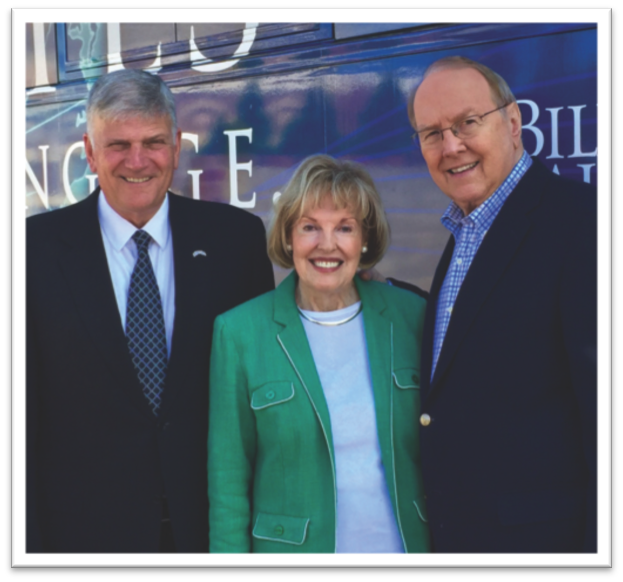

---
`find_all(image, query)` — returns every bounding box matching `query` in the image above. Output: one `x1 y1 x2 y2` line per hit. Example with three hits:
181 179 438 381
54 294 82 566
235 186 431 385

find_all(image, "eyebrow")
416 108 478 132
299 214 358 223
143 134 168 143
105 133 169 146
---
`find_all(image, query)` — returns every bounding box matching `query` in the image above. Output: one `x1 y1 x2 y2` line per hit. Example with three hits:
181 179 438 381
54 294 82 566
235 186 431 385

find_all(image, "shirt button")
266 391 275 400
446 307 453 314
420 413 431 426
274 525 284 536
456 258 463 265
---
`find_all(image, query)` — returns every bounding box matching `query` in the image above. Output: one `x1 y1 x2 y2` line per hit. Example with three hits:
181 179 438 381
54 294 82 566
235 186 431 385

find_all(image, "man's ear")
83 133 97 173
506 102 523 149
173 129 182 170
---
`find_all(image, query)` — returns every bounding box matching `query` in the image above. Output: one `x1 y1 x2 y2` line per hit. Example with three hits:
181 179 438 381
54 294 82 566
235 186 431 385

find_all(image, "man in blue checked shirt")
383 56 596 552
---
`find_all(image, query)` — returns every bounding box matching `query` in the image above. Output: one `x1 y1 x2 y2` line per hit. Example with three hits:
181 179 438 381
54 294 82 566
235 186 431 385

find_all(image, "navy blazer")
26 190 274 552
418 158 596 552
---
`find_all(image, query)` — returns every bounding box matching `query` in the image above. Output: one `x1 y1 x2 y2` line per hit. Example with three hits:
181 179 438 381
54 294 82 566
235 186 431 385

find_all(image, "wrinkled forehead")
414 67 496 126
89 111 175 136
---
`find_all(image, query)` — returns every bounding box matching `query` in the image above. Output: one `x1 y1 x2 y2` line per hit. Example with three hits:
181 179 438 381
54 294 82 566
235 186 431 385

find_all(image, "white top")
299 302 404 553
98 192 175 358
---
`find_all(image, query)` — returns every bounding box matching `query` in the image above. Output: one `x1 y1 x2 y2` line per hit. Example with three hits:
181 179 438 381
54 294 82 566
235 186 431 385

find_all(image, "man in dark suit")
27 69 274 552
402 56 596 552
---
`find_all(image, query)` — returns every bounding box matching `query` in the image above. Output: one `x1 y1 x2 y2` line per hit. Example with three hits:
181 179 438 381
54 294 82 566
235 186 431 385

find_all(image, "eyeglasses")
412 104 510 150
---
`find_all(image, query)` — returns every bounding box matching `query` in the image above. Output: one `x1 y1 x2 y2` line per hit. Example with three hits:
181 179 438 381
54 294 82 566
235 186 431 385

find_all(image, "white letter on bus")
545 107 564 159
568 105 597 158
223 129 256 209
517 99 544 157
25 145 50 210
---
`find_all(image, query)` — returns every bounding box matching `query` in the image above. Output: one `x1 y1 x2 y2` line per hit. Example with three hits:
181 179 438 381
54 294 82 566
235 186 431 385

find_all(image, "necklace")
297 303 363 327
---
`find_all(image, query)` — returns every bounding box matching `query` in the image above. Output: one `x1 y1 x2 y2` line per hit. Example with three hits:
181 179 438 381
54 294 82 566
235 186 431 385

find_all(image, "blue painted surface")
25 22 597 289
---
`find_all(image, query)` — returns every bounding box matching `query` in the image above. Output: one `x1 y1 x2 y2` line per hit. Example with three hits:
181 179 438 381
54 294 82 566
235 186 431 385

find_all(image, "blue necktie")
125 230 168 415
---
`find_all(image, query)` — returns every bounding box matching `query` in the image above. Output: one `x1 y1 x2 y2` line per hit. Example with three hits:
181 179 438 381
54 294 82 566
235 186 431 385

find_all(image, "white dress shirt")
98 192 176 358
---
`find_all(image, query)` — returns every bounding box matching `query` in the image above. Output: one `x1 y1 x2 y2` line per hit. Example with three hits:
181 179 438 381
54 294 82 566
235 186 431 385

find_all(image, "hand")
359 268 387 283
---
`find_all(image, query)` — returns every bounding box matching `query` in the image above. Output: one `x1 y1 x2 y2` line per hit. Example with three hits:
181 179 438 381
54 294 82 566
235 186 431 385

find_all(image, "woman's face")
290 195 364 303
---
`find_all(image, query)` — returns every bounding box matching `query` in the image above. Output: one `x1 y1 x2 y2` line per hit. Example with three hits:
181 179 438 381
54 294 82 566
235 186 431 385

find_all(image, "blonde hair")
408 56 517 130
267 154 390 270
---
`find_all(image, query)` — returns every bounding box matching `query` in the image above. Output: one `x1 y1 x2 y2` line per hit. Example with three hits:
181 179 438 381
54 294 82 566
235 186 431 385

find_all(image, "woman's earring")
286 244 292 252
362 245 368 253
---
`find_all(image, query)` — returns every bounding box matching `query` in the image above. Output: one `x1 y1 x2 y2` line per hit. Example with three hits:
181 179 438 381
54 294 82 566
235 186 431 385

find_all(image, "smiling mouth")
123 177 151 183
448 162 478 175
311 259 342 269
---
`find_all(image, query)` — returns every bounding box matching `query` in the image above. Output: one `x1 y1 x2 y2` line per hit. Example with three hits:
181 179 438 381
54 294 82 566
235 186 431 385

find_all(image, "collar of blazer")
271 270 394 466
272 270 390 327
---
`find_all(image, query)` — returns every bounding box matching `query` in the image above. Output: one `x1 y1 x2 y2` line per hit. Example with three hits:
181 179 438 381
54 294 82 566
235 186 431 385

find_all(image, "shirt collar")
440 151 532 236
98 191 170 251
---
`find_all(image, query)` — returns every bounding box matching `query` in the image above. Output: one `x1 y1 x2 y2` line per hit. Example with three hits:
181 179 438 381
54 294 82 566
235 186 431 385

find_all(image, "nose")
125 143 148 170
440 129 467 157
317 228 337 250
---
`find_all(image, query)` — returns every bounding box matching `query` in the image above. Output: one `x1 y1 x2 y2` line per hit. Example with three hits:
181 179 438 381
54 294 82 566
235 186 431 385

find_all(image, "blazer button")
274 525 284 536
420 413 431 426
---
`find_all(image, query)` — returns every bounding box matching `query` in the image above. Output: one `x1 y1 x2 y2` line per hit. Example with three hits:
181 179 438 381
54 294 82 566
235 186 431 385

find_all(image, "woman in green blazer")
208 155 430 553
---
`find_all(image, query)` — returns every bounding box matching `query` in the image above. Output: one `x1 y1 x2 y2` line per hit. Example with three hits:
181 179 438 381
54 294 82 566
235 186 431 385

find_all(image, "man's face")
413 67 523 215
84 114 181 227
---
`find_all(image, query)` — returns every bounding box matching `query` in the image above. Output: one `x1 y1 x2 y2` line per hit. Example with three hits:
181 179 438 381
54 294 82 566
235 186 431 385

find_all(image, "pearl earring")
286 244 292 251
362 245 368 253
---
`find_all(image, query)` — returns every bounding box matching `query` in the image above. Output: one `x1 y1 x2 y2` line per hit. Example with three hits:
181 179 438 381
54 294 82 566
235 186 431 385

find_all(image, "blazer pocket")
413 496 429 523
252 512 310 545
250 381 295 410
393 368 420 389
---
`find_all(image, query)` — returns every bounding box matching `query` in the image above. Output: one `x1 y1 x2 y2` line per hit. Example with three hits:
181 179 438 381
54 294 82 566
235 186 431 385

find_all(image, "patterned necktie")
125 230 168 415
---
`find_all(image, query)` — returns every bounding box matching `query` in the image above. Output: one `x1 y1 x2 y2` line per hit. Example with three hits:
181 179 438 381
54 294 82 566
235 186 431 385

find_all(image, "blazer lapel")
420 238 454 401
355 277 393 454
429 160 546 393
57 191 151 416
273 272 335 455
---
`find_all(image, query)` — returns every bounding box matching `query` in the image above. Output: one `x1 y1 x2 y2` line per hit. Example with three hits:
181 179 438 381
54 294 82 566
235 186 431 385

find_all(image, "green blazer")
208 272 431 553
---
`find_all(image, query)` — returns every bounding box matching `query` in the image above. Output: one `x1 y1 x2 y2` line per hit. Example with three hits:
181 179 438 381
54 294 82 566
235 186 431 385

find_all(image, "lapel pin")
193 250 207 258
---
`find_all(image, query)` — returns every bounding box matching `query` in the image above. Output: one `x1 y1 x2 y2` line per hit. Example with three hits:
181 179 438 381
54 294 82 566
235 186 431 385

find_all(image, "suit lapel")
429 160 546 394
57 191 151 416
273 272 335 455
160 193 214 414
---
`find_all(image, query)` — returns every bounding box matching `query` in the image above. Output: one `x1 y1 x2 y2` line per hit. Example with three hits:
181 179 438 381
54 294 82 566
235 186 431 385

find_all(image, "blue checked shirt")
431 151 532 380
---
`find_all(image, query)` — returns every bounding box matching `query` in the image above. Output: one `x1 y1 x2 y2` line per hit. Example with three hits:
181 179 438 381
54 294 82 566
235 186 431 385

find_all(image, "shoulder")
526 158 596 218
215 288 277 329
169 194 265 228
360 278 427 318
27 195 94 243
27 198 86 229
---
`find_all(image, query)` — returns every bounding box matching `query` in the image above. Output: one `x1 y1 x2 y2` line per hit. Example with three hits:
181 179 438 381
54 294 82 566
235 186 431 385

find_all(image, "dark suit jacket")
26 190 275 552
418 158 597 553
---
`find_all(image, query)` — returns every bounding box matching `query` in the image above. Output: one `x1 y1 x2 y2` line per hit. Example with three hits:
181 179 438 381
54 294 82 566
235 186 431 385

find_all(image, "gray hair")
86 69 177 137
408 56 517 130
